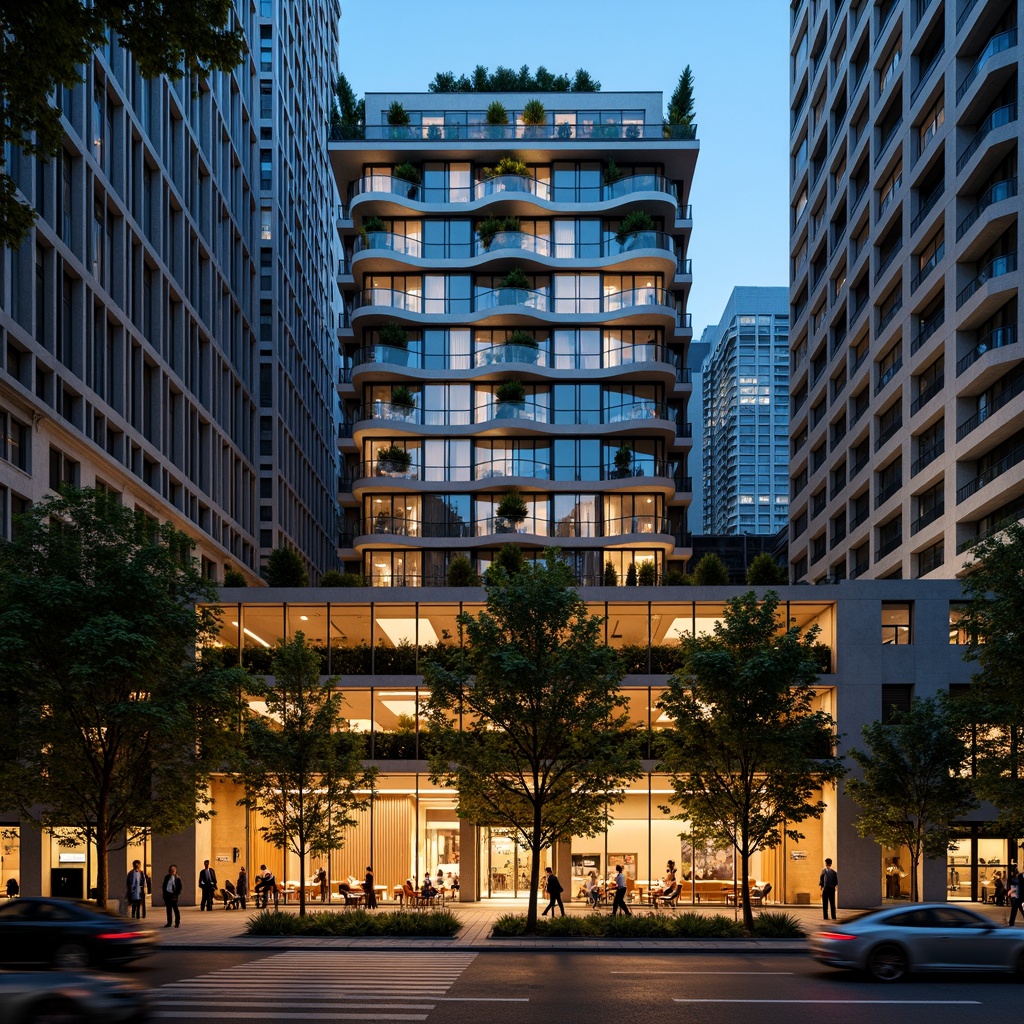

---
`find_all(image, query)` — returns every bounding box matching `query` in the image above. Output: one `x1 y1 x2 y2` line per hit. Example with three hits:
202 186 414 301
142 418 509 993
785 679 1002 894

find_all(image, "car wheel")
867 943 907 982
28 997 79 1024
52 942 90 970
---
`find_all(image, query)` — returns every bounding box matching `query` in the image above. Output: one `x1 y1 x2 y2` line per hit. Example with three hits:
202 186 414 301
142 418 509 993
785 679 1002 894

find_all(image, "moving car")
809 903 1024 981
0 970 149 1023
0 898 156 970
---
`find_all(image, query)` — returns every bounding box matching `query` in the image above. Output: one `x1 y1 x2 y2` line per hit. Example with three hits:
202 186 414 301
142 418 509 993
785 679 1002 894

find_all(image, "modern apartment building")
788 0 1022 582
700 286 791 535
328 92 698 586
0 1 341 580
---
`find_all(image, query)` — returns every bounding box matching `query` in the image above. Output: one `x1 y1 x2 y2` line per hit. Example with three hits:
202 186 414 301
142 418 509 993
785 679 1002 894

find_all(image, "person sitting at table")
447 872 459 892
584 871 601 907
650 860 677 898
421 874 438 900
402 879 418 906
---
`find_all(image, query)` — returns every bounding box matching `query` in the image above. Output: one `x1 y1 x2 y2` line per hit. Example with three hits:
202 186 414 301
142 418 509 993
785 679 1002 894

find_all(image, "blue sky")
338 0 791 334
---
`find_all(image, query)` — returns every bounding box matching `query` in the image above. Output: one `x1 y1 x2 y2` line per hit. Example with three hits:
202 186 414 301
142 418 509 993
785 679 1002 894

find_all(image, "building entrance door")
50 868 83 899
483 829 534 897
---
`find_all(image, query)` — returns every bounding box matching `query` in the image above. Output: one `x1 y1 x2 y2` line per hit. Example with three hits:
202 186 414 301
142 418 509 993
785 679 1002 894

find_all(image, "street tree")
423 551 643 933
238 633 375 915
847 695 976 901
657 590 845 932
0 2 245 248
0 487 245 908
957 523 1024 831
746 552 788 586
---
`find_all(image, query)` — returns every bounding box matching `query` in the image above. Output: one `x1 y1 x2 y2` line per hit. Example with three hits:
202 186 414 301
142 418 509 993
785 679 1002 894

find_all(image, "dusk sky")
338 0 791 335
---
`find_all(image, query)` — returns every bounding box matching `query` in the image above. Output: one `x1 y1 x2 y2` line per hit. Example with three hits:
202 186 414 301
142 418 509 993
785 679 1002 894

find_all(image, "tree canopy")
427 65 600 93
666 65 695 126
746 552 788 586
330 70 365 139
0 1 245 248
657 590 844 932
423 550 642 932
847 695 976 902
264 545 309 587
691 551 729 586
0 487 246 907
238 633 374 915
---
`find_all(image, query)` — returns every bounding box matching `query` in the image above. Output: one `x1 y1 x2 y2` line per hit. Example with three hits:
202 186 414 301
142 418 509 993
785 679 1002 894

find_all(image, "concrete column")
458 819 478 902
107 833 129 910
922 854 947 902
17 820 43 897
151 816 211 908
553 841 572 900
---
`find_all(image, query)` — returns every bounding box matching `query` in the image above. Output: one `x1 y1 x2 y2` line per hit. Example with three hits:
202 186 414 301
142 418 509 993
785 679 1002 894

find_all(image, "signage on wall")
216 856 230 861
58 853 86 863
790 850 808 860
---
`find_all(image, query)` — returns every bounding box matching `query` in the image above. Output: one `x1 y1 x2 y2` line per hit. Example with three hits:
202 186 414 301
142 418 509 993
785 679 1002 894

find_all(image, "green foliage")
657 590 845 932
389 385 415 408
377 322 408 348
495 379 526 404
666 65 696 127
424 552 643 933
603 561 619 586
361 215 387 235
615 209 656 243
446 555 478 587
521 98 546 126
500 266 530 290
477 215 520 248
603 161 623 185
490 911 746 938
692 552 729 586
638 562 658 586
329 573 367 588
485 100 509 125
625 563 638 586
319 570 345 587
504 329 538 349
847 695 976 902
496 489 529 524
614 445 633 471
386 101 410 126
223 566 247 587
238 634 376 914
376 444 411 469
0 487 246 908
331 71 365 139
483 155 530 179
663 568 688 587
957 522 1024 832
0 2 245 248
750 911 805 938
393 162 421 185
488 544 526 580
427 65 600 93
746 553 788 586
264 546 309 587
246 908 461 937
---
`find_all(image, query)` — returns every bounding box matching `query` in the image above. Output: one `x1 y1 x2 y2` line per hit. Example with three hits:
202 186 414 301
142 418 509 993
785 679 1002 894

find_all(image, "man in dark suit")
198 859 217 911
542 866 565 916
820 857 839 920
162 865 183 927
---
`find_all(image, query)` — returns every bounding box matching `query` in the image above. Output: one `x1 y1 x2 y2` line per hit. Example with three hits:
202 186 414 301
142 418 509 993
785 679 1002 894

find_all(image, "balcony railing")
956 0 981 33
875 238 903 283
850 506 870 531
911 502 944 534
354 229 680 262
957 441 1024 503
911 307 945 354
956 177 1018 241
911 440 944 477
911 46 944 104
956 252 1017 309
956 28 1017 103
875 119 903 166
875 416 903 451
355 512 673 541
911 242 944 293
877 296 904 336
956 373 1024 441
334 123 697 143
876 530 904 559
956 103 1018 174
356 398 674 428
910 186 942 235
352 284 676 319
911 374 944 416
956 324 1018 375
354 457 680 484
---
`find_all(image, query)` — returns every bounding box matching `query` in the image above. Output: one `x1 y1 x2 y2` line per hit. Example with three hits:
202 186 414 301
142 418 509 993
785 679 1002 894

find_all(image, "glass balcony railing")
354 513 673 541
333 123 696 143
956 252 1017 309
956 177 1017 241
956 28 1017 103
355 398 674 428
956 324 1018 375
349 171 680 205
956 103 1018 174
352 457 680 484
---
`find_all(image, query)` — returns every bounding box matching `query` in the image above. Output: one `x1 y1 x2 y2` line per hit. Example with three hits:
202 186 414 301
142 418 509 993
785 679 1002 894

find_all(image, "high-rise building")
329 92 698 585
788 0 1022 582
0 1 341 580
700 287 791 535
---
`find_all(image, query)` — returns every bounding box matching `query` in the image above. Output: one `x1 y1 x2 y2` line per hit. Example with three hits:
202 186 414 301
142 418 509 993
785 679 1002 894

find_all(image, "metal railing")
352 457 680 484
956 325 1018 375
956 372 1024 441
911 242 944 293
911 503 944 535
912 308 945 354
957 441 1024 503
911 374 944 416
956 103 1017 174
911 440 944 477
334 123 697 142
354 512 673 541
356 398 674 428
956 177 1017 241
875 416 903 451
957 29 1017 103
956 252 1017 309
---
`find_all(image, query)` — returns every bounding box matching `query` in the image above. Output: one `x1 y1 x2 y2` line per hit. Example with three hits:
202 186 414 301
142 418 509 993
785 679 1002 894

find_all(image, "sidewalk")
143 898 868 953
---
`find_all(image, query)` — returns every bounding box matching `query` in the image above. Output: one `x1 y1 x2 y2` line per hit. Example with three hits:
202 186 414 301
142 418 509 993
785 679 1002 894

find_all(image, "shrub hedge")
246 908 461 937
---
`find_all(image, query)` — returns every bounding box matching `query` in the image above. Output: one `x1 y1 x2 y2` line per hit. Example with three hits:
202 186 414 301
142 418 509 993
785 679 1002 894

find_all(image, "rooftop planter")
386 101 411 139
486 100 509 139
393 162 420 199
376 444 411 475
521 99 546 138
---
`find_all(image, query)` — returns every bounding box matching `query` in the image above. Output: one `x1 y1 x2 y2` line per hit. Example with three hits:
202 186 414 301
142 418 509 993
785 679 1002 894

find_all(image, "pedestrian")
236 866 249 910
5 877 19 898
820 857 839 921
611 864 632 916
584 870 601 907
198 859 217 911
542 866 565 916
1008 864 1021 926
363 865 378 909
255 865 279 910
162 864 182 928
315 864 329 903
125 859 150 920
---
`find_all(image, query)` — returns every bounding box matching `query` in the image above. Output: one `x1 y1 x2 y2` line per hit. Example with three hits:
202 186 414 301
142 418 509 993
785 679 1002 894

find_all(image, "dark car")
0 898 156 970
0 969 149 1023
809 903 1024 981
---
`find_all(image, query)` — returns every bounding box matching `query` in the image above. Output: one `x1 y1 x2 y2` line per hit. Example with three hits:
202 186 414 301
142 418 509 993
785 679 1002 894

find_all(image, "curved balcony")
956 28 1018 106
347 172 682 219
956 252 1017 310
350 286 678 329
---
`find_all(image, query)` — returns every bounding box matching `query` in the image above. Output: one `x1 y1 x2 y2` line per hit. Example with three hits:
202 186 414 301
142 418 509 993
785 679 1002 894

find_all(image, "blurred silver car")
0 969 149 1023
809 903 1024 981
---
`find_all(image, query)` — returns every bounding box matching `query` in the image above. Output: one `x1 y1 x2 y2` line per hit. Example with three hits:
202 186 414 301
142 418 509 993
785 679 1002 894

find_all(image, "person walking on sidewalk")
542 866 565 916
611 864 632 916
125 860 150 920
162 865 182 928
236 866 249 910
363 866 378 909
198 860 217 912
1008 864 1021 926
820 857 839 921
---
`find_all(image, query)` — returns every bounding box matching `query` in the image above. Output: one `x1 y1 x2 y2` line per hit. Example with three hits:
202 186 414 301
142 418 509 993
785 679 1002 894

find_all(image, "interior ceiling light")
231 622 271 648
375 618 439 646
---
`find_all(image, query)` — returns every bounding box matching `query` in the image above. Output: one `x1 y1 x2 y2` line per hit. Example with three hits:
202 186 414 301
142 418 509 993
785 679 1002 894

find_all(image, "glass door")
482 828 534 897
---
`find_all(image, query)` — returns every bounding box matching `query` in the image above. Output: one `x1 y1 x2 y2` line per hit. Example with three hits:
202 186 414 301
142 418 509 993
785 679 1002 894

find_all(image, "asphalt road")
132 948 1021 1024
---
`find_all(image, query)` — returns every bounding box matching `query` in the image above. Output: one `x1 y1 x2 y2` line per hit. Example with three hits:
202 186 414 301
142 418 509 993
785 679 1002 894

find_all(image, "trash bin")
794 892 810 905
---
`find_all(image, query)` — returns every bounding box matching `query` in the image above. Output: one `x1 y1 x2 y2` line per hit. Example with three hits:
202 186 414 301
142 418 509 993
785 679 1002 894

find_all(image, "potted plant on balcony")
499 266 530 292
603 561 619 586
521 98 546 138
376 443 411 475
485 100 509 139
377 321 408 350
495 379 526 413
556 121 573 139
615 209 655 248
500 329 539 363
359 215 387 247
625 562 638 586
482 154 530 184
386 101 411 139
613 444 633 478
495 489 528 532
389 384 416 415
393 162 421 199
477 215 520 250
603 161 623 186
637 561 657 586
